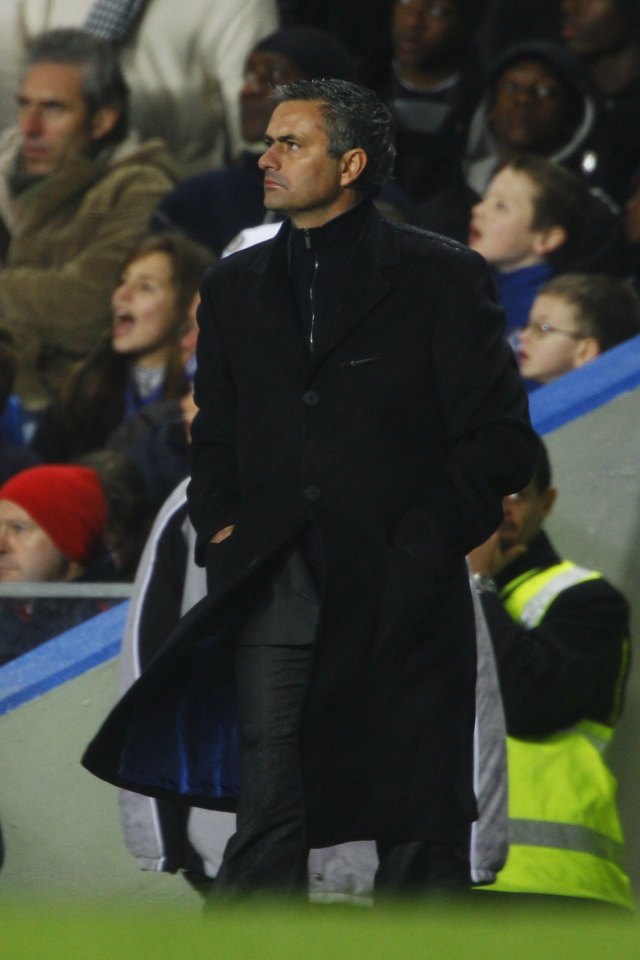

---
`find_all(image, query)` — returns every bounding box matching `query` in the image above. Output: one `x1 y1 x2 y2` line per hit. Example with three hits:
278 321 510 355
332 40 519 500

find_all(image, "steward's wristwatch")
471 573 497 594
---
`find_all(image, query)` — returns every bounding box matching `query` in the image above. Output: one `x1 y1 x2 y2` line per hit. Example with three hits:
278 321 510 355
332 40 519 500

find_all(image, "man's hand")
468 531 526 577
211 525 235 544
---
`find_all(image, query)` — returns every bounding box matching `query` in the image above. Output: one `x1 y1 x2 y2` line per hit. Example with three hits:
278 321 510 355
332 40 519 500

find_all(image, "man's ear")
542 484 557 518
340 148 367 188
90 105 120 142
572 336 601 368
532 225 567 257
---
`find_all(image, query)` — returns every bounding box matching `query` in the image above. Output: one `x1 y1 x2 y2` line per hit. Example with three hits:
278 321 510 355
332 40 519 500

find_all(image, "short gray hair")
25 28 129 147
271 78 396 198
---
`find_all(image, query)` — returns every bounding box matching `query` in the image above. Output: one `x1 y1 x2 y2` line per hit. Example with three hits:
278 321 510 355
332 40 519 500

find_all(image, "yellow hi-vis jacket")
489 561 633 909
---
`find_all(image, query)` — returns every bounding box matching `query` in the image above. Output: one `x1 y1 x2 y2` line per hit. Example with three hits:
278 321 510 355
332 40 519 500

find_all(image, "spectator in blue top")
468 153 588 354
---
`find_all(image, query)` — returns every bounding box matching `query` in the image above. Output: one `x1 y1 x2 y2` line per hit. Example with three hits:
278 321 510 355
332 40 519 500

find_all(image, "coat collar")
250 202 401 368
1 130 176 236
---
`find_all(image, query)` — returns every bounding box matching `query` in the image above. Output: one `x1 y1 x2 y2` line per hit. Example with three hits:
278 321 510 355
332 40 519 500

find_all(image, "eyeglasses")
521 320 586 340
495 79 561 102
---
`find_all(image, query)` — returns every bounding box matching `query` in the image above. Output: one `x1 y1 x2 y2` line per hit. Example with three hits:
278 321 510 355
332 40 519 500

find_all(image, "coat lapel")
245 209 401 368
311 210 399 363
250 224 309 368
315 261 391 362
15 154 104 236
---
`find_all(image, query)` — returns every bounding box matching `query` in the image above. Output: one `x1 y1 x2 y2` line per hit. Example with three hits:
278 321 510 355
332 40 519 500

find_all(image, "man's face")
0 500 72 582
392 0 463 72
17 62 96 175
240 51 305 144
497 480 556 550
561 0 629 58
468 166 544 272
489 59 577 155
258 99 354 228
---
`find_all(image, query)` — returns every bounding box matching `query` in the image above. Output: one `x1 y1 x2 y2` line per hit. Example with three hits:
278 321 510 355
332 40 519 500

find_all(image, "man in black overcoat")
83 79 539 899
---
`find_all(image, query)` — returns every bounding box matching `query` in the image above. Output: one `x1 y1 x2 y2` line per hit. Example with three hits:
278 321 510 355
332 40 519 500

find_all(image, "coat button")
304 485 321 502
302 390 319 407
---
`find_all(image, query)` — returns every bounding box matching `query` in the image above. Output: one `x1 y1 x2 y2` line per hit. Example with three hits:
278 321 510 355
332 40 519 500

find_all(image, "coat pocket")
204 537 235 594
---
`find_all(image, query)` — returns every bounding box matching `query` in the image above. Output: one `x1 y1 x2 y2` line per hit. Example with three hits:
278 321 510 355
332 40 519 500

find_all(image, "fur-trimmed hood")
464 40 599 195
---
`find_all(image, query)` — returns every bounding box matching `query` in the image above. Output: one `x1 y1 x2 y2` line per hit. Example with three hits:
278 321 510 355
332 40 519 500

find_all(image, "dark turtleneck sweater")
287 199 373 577
288 199 372 354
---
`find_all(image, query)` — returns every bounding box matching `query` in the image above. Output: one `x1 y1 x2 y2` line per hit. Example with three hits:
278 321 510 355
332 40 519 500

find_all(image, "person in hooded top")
416 39 633 277
464 40 605 197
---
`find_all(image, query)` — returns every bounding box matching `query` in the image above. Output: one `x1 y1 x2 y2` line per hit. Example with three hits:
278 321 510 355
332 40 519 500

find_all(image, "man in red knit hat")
0 464 109 666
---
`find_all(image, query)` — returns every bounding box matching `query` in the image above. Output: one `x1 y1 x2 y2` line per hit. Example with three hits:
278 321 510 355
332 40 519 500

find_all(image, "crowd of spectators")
0 20 630 577
0 0 637 910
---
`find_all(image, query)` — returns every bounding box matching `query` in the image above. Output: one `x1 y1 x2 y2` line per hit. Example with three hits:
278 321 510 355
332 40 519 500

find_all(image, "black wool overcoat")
83 205 538 847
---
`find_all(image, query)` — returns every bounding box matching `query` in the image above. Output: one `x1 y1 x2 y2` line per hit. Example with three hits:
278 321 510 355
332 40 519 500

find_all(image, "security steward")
469 440 632 909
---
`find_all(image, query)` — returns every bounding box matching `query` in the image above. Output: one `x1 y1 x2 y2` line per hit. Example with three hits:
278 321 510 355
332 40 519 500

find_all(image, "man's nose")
20 106 42 137
512 85 536 106
258 144 278 170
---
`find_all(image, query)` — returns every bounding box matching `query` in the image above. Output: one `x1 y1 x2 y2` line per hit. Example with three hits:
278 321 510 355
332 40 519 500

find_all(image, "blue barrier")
0 602 128 716
529 333 640 435
1 333 639 718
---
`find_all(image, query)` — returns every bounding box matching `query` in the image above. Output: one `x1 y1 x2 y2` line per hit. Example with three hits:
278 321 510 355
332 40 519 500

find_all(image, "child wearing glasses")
518 273 640 387
468 153 589 349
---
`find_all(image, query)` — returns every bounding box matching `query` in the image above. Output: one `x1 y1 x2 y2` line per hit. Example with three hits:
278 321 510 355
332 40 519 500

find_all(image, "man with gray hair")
0 28 177 413
83 78 538 901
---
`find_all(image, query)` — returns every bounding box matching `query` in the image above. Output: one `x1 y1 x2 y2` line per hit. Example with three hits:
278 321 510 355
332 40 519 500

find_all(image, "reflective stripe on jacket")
490 561 633 909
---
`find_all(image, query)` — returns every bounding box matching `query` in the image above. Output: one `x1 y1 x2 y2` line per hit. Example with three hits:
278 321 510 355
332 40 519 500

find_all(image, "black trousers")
214 642 471 899
215 644 312 894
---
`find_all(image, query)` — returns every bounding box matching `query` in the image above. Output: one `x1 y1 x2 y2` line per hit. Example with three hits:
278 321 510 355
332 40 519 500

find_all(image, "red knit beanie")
0 465 107 565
